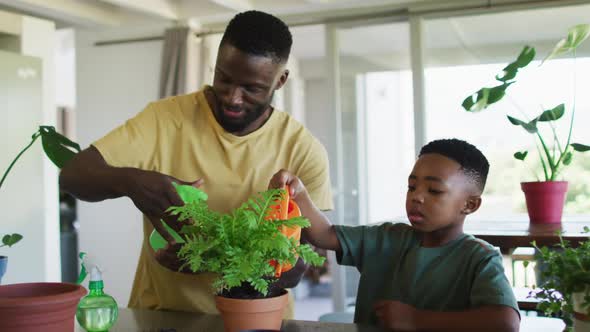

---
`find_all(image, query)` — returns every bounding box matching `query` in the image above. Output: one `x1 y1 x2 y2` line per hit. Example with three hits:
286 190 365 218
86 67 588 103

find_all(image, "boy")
269 138 520 331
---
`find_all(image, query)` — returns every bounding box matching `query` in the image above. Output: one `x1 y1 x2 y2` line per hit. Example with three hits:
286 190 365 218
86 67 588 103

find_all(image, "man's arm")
60 146 134 202
374 301 520 332
60 146 201 242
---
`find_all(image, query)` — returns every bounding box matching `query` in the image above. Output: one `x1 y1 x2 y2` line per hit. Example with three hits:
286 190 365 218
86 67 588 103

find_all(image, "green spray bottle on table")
76 252 118 331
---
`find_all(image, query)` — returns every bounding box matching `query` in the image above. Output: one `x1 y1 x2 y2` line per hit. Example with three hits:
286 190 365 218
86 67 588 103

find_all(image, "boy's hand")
269 169 341 252
374 300 419 331
268 169 307 199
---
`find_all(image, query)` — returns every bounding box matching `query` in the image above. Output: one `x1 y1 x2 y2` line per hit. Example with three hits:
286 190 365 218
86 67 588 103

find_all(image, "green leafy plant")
1 126 80 248
462 24 590 181
530 227 590 329
1 234 23 248
167 187 325 298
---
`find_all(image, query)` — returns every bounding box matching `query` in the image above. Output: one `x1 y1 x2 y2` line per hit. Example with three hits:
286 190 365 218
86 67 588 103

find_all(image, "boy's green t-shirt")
334 223 519 325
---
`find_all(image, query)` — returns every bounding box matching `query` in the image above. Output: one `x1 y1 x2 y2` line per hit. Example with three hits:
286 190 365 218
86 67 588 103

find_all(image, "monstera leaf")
39 126 81 168
0 126 80 190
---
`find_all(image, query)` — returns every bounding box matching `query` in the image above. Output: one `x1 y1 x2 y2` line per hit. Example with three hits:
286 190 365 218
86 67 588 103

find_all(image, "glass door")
327 20 415 311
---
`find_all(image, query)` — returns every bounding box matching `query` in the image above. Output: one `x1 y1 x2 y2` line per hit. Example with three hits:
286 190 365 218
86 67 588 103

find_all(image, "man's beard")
217 92 274 133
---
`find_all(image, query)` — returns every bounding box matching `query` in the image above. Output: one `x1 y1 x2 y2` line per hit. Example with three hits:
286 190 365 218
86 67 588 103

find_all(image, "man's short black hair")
221 10 292 63
419 138 490 192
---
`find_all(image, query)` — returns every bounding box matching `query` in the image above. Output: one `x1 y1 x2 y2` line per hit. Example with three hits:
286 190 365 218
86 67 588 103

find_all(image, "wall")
0 11 59 283
75 25 167 305
0 50 44 283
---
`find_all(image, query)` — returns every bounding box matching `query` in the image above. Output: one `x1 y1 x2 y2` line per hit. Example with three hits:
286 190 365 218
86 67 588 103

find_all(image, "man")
60 10 333 318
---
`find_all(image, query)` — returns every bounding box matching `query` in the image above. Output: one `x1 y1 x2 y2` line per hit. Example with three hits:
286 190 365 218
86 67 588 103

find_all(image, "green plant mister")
76 253 118 332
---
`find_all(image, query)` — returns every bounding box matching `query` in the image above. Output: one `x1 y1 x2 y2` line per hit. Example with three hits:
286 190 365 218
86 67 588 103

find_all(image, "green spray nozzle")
172 182 208 204
75 253 119 331
77 252 102 285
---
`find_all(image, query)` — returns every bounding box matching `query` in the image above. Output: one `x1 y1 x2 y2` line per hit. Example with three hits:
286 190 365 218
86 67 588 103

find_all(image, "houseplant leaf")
533 231 590 328
544 24 590 63
537 104 565 122
462 83 512 112
562 151 573 166
571 143 590 152
39 126 81 168
514 151 528 161
507 115 538 134
173 187 325 297
496 46 535 82
2 233 23 247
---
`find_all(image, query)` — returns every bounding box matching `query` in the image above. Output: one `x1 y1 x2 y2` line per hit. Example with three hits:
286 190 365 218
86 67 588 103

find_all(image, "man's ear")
274 69 289 90
462 196 482 215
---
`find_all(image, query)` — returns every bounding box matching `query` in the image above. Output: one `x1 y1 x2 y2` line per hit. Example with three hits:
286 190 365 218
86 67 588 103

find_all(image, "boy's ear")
461 196 482 215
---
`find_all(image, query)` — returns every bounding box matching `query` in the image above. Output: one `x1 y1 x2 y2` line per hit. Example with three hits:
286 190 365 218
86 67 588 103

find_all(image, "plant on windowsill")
0 125 86 332
461 24 590 224
530 228 590 331
166 185 325 332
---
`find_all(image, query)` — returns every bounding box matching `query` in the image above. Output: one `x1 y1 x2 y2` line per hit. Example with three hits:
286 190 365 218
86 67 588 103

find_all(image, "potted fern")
0 125 86 332
462 24 590 224
166 185 325 332
531 228 590 331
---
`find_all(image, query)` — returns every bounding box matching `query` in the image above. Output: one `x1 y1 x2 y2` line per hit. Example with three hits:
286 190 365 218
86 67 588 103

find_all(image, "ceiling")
0 0 432 29
1 0 588 64
289 2 590 63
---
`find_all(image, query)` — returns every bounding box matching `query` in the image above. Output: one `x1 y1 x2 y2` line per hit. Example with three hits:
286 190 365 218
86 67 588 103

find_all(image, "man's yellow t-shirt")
92 86 333 317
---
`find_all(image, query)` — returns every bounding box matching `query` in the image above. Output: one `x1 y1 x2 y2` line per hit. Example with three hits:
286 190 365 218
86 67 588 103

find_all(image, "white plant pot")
573 290 590 332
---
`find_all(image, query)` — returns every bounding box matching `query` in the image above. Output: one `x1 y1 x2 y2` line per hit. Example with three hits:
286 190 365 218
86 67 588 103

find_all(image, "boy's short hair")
221 10 292 63
419 138 490 192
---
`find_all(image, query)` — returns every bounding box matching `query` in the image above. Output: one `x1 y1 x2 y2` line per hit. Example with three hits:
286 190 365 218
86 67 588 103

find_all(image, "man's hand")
126 168 203 243
60 146 202 244
153 243 199 273
374 300 419 331
154 243 184 272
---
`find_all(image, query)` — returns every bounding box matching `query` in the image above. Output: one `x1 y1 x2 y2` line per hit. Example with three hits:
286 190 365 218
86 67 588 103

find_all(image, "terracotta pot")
521 181 568 224
0 256 6 284
215 291 288 332
0 282 86 332
573 290 590 332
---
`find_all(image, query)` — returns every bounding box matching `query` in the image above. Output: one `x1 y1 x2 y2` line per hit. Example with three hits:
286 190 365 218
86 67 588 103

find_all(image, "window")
424 5 590 218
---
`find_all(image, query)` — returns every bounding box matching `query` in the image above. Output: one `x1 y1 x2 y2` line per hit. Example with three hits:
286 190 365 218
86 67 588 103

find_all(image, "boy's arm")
269 170 341 252
375 300 520 332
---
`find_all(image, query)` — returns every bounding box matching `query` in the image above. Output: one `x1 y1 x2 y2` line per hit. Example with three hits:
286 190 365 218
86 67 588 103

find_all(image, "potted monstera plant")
462 24 590 224
0 125 86 332
166 185 325 332
531 228 590 331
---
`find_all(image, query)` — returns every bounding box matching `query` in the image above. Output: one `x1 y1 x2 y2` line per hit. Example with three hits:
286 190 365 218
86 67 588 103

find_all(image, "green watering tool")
148 182 208 251
76 252 118 332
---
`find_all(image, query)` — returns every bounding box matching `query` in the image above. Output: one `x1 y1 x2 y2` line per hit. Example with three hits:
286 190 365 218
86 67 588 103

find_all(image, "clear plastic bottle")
76 267 118 332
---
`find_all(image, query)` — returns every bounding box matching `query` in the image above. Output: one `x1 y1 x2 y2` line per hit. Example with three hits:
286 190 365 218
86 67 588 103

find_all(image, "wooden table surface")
74 308 566 331
380 216 589 251
464 217 589 250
